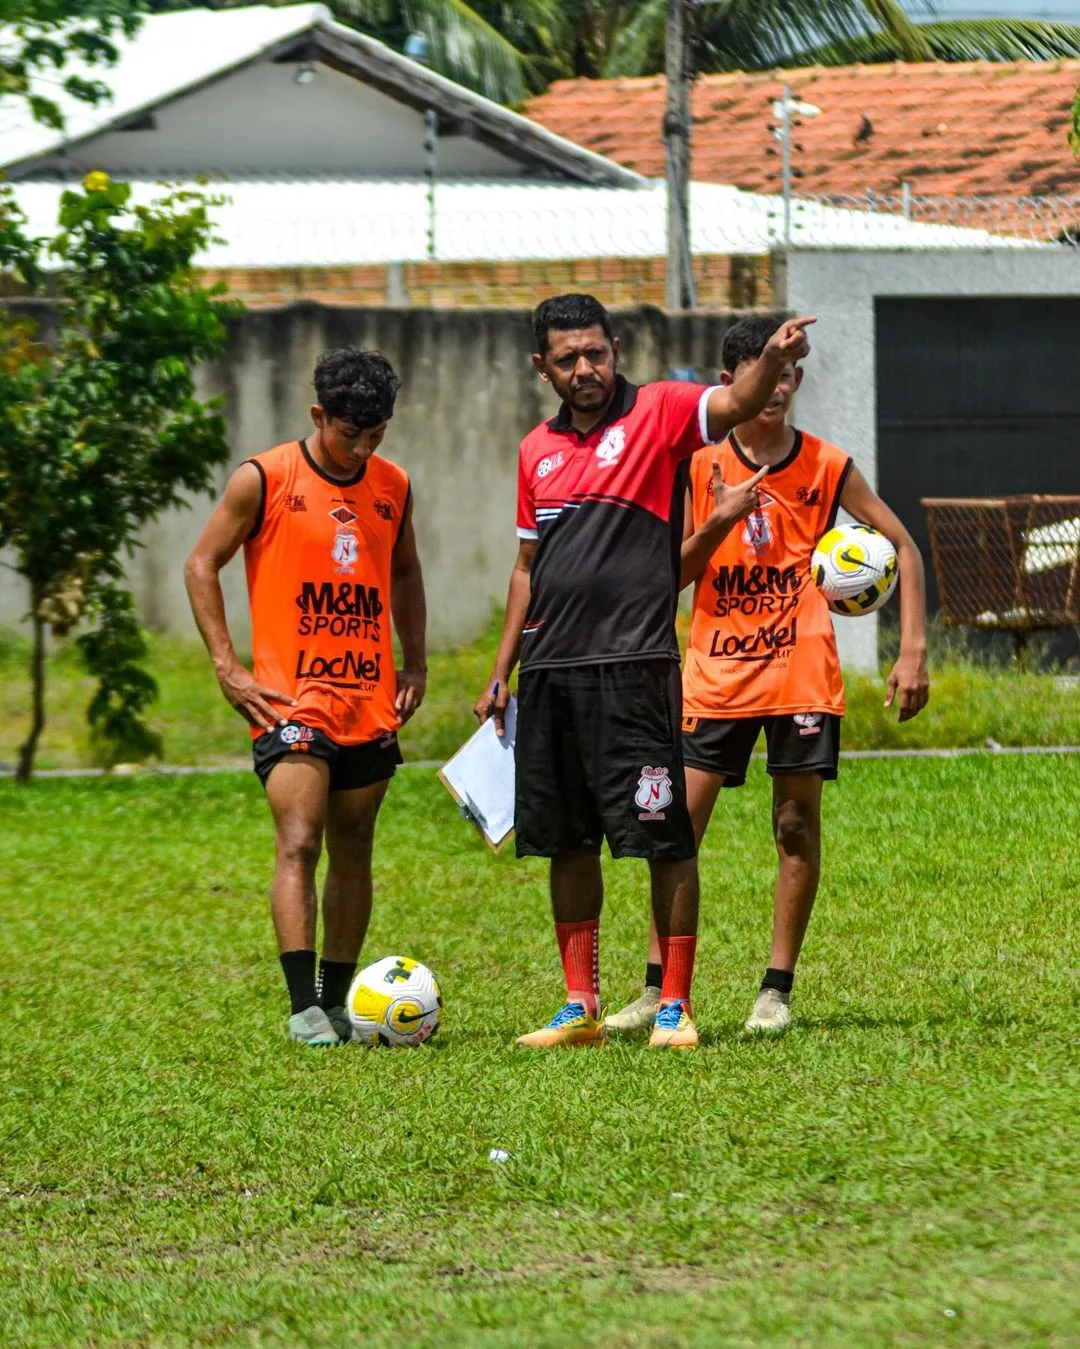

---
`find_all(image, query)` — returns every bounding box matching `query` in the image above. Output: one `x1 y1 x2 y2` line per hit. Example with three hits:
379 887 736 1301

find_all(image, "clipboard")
437 697 517 853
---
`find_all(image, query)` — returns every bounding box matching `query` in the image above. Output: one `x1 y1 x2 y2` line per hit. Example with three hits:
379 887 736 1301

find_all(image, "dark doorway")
875 296 1080 667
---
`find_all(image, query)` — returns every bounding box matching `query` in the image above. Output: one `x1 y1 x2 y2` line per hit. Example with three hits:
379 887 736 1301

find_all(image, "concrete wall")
0 304 746 651
785 245 1080 670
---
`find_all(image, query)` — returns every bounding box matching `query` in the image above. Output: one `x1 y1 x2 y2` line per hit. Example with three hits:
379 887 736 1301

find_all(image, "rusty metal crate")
922 496 1080 646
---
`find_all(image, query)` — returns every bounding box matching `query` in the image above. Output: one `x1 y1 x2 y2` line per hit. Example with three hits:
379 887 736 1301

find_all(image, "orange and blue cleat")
648 1000 699 1051
515 1001 607 1049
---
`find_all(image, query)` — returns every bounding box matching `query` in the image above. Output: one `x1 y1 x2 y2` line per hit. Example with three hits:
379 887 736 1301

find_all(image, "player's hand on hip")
216 664 295 733
474 678 510 738
710 461 768 526
766 315 816 363
885 651 930 722
395 667 427 725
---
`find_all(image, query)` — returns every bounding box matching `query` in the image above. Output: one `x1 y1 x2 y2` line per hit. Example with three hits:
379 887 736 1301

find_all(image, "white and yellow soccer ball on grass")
347 955 443 1047
812 523 898 616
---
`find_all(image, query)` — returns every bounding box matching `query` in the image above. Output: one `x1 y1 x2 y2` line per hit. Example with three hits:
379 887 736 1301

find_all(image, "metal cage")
922 495 1080 661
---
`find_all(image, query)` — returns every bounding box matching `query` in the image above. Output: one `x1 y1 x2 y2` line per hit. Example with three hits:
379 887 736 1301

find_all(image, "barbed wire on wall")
10 179 1080 274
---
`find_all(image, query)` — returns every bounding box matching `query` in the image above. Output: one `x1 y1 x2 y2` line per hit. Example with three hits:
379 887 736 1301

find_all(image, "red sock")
658 935 697 1013
555 919 600 1018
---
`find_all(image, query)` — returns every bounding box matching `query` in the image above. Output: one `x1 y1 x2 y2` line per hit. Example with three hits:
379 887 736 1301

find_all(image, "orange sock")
555 919 600 1018
658 935 696 1013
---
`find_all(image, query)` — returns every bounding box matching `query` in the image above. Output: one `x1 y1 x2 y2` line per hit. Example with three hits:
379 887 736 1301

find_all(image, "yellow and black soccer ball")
347 955 443 1047
811 524 898 616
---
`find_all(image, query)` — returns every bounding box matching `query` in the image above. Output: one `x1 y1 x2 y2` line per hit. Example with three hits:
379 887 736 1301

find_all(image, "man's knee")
326 815 379 869
774 798 818 859
276 824 322 872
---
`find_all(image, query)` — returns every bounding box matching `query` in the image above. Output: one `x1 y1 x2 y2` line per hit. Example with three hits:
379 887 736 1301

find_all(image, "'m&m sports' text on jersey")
243 440 410 745
516 376 716 670
682 430 853 718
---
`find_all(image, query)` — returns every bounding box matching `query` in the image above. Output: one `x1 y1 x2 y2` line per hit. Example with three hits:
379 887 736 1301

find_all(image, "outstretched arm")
474 538 537 738
840 466 929 722
184 463 296 733
703 317 816 443
391 495 427 725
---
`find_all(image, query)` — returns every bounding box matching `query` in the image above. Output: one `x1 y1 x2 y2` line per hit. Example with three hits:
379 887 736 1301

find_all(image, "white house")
1 3 1034 282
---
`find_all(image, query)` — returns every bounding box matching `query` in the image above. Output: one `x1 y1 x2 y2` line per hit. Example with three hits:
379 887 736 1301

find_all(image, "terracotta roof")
525 63 1080 198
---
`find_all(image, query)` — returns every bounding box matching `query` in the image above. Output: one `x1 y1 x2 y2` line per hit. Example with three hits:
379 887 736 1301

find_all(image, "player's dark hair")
720 314 786 373
313 347 401 428
532 293 614 355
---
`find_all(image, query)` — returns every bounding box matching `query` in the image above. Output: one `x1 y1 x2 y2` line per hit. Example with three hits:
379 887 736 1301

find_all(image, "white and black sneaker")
744 988 792 1035
604 987 661 1034
288 1005 342 1047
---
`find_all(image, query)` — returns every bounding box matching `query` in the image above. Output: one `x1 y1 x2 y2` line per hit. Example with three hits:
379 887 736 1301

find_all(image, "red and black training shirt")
516 375 717 671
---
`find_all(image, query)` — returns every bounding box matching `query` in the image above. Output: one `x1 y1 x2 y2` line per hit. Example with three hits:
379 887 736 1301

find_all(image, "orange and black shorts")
253 722 402 792
682 713 840 788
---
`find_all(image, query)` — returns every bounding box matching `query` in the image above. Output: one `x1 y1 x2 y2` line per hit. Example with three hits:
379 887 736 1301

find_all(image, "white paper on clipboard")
438 697 517 851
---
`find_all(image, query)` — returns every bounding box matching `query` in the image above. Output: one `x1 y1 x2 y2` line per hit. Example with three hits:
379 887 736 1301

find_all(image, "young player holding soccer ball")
606 314 930 1037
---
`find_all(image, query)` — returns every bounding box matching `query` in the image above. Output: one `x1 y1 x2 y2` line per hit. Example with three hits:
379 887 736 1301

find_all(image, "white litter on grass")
488 1149 510 1163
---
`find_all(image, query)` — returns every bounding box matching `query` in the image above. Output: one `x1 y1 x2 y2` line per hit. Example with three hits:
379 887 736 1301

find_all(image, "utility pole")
664 0 695 310
424 108 438 260
780 83 792 246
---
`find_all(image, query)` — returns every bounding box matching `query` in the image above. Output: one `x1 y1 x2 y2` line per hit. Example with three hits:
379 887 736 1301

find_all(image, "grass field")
2 759 1078 1346
2 618 1079 773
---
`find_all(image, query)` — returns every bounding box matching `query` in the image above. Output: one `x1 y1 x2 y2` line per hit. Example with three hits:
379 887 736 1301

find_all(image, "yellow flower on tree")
83 171 110 193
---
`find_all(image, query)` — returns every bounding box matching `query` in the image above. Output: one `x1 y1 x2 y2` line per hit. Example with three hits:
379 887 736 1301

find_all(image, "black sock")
280 949 318 1015
318 958 357 1010
645 961 663 991
761 966 795 996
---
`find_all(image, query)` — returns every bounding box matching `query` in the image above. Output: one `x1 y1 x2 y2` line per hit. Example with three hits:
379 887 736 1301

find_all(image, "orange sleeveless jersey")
682 430 853 719
242 439 410 745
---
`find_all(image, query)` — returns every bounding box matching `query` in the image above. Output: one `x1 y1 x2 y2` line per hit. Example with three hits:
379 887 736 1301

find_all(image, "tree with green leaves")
1 0 144 128
0 173 235 781
210 0 1080 105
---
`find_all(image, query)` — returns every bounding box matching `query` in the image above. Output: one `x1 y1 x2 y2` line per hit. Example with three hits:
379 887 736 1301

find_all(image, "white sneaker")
744 987 792 1034
605 986 661 1033
288 1005 342 1046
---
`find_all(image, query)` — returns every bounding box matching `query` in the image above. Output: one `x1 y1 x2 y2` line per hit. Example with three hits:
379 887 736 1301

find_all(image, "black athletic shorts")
253 722 402 792
515 660 696 861
682 712 841 788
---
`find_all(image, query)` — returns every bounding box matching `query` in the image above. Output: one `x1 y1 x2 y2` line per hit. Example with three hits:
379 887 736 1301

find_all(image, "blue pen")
491 680 503 737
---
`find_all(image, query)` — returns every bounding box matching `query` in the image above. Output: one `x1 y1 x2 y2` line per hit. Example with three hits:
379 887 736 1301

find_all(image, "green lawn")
1 617 1078 774
2 760 1077 1346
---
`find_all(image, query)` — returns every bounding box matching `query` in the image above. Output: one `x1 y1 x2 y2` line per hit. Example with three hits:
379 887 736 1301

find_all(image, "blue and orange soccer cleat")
515 1001 607 1049
648 1000 699 1050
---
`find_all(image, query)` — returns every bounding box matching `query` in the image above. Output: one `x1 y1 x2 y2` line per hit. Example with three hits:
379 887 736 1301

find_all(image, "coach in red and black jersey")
475 294 813 1051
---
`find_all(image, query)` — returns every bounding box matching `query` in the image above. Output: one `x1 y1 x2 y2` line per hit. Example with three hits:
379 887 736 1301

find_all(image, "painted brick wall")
200 253 775 311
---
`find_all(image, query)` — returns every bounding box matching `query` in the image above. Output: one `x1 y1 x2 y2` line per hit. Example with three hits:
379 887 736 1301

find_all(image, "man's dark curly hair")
313 348 401 428
532 293 614 355
720 314 785 373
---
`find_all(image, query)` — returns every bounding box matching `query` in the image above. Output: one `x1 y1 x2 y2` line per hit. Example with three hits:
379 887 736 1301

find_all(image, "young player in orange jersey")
185 349 427 1046
606 314 930 1037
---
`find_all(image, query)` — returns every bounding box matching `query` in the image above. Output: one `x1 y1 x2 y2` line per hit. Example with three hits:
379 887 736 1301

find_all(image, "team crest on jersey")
596 425 625 467
536 452 564 479
742 491 777 553
635 765 673 819
332 529 360 573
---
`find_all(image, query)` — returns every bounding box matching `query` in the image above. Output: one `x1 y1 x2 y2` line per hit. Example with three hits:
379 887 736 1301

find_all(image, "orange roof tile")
525 63 1080 198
